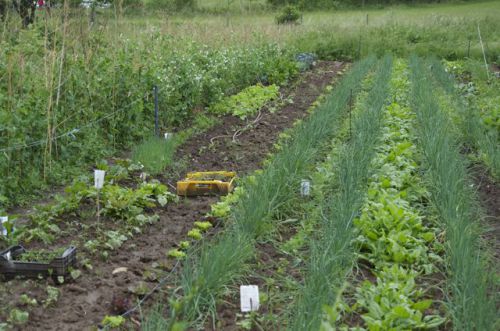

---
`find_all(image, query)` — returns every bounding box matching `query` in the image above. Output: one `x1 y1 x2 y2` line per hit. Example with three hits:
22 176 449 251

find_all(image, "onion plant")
426 56 500 180
143 56 378 330
409 55 497 331
288 55 393 331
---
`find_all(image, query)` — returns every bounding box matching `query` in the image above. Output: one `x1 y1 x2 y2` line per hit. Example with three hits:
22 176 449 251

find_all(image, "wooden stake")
477 24 490 80
349 89 353 139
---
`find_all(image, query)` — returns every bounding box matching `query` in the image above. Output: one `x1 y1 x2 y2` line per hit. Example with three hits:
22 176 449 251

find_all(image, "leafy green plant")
19 295 37 307
187 229 202 241
321 60 446 330
168 249 187 260
194 221 212 232
17 247 67 263
355 266 444 330
209 186 246 218
102 315 126 328
210 84 280 120
43 286 60 308
8 309 29 325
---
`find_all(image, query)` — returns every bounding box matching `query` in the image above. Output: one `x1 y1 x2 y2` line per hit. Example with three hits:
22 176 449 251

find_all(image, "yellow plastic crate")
177 171 236 196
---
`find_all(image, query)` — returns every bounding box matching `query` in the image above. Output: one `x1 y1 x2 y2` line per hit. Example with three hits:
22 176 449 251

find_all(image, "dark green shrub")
276 5 301 24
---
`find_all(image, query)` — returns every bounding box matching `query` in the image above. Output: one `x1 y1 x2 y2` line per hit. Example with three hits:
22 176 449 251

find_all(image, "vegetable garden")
0 1 499 330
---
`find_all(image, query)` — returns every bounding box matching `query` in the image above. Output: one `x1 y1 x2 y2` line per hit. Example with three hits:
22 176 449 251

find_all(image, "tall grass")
427 57 500 179
143 56 377 329
131 136 178 175
409 55 497 331
287 55 393 331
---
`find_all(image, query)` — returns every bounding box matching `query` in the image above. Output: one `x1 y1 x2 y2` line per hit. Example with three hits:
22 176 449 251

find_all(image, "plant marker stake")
357 35 362 60
349 89 353 140
154 85 159 137
0 216 7 236
477 24 490 80
301 180 311 197
94 170 106 224
240 285 259 312
467 39 471 58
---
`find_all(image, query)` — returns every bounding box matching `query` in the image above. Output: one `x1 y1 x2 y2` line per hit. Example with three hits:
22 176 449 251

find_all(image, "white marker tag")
300 180 311 197
0 216 7 236
164 132 173 140
240 285 259 312
94 170 106 190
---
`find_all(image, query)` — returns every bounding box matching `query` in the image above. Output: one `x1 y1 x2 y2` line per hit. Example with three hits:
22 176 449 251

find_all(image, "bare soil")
0 61 346 330
469 163 500 261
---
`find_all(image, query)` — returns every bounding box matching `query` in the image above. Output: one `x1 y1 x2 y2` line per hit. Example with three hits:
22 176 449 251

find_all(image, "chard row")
327 60 445 330
143 57 378 330
426 57 500 179
287 55 393 331
409 55 497 331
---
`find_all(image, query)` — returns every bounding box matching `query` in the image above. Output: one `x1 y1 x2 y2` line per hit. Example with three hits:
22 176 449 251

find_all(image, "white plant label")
94 170 106 190
164 132 173 140
300 179 311 197
0 216 7 236
240 285 259 312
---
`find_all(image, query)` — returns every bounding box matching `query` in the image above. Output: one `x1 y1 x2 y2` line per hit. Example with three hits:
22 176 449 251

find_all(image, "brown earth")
469 163 500 261
0 61 346 330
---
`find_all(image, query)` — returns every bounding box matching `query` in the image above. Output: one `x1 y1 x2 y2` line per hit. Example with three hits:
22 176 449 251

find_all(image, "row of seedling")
286 55 394 331
325 60 445 329
428 57 499 179
409 55 497 331
143 57 379 329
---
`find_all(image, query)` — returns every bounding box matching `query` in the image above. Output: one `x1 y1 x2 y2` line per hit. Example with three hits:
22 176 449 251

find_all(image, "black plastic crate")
0 245 77 280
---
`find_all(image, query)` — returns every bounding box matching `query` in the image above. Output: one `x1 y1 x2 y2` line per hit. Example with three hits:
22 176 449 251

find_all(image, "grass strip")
143 56 378 330
132 136 179 175
287 55 393 331
409 55 497 331
426 57 500 180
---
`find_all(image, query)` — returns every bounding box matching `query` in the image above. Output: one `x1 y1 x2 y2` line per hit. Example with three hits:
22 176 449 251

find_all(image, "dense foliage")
267 0 478 10
0 23 297 209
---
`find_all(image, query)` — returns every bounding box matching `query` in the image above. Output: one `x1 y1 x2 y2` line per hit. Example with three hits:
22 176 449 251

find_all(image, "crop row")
0 159 176 259
428 58 499 179
211 56 388 330
324 60 445 330
409 56 497 331
286 55 393 331
143 57 378 329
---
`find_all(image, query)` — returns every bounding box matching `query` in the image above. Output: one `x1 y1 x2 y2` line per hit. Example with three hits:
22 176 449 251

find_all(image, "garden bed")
0 61 346 330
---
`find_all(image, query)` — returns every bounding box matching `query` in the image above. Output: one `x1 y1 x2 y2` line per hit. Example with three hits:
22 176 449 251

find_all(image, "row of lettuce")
318 60 445 330
0 27 298 209
146 56 498 330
